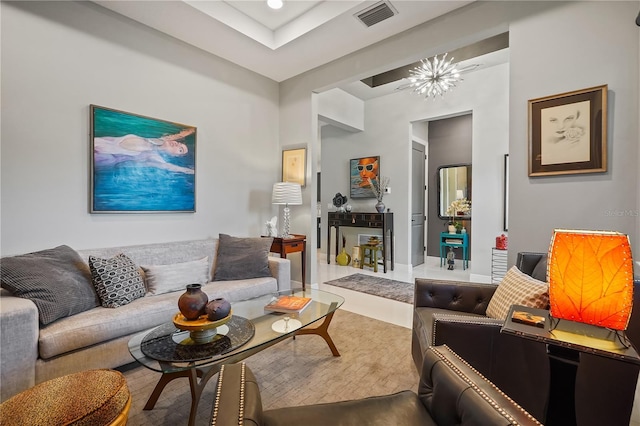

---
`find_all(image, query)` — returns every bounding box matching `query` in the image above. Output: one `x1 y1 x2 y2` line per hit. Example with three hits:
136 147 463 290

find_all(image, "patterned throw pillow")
486 266 549 320
89 253 146 308
141 257 209 295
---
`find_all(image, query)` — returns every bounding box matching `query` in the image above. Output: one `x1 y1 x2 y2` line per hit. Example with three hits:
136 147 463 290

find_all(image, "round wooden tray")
173 311 232 331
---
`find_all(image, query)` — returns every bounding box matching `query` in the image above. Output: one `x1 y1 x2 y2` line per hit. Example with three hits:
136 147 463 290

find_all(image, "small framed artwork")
528 84 607 177
350 156 380 198
90 105 196 213
282 147 306 187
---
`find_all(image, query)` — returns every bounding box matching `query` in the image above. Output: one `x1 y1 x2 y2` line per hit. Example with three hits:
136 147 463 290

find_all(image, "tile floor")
312 254 640 426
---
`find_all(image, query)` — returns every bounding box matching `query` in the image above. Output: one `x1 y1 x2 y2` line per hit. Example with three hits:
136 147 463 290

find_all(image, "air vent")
355 1 398 28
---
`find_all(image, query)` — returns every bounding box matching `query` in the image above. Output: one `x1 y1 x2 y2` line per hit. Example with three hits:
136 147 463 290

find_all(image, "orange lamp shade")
548 229 634 330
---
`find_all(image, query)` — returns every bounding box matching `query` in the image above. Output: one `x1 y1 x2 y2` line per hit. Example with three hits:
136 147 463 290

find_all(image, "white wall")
281 1 639 285
320 63 509 277
1 2 280 255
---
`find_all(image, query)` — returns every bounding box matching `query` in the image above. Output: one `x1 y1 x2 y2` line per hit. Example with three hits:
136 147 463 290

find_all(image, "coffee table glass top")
128 288 344 373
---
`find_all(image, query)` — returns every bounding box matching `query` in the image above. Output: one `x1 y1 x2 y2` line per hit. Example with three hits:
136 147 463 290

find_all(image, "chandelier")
398 53 477 99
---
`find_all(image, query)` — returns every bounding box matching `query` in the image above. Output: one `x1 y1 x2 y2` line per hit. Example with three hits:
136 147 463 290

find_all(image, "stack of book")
265 295 312 313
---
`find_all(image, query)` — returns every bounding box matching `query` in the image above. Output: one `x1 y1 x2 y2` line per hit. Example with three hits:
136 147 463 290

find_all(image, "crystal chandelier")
398 53 477 99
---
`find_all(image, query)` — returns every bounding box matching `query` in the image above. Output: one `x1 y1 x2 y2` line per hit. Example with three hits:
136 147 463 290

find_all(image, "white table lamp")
272 182 302 238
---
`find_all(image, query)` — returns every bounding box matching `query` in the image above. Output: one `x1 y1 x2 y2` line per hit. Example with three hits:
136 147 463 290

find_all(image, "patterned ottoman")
0 369 130 425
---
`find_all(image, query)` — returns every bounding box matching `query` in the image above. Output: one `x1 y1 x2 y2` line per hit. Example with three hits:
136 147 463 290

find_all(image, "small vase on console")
178 284 208 320
375 200 385 213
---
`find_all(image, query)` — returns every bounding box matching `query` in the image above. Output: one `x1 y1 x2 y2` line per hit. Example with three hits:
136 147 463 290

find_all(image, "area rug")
119 309 417 425
324 273 414 304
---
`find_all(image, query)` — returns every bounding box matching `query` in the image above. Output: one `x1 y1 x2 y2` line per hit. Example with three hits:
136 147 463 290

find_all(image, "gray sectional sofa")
0 238 291 402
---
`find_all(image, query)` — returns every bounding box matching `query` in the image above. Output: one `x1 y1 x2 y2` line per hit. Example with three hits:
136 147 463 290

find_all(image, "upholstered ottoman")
0 369 130 425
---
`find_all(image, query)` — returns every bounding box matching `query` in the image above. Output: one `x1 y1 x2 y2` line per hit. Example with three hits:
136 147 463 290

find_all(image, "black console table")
327 212 394 273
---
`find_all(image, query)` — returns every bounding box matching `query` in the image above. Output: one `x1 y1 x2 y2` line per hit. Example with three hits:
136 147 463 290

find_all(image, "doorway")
411 140 426 266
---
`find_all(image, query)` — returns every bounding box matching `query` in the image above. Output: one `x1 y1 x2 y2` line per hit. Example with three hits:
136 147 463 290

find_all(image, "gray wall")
1 2 280 255
281 1 639 283
426 115 472 257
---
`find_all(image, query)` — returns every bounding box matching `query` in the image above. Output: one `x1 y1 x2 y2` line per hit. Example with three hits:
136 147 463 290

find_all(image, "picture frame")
528 84 607 177
350 156 380 198
90 105 196 213
282 147 306 187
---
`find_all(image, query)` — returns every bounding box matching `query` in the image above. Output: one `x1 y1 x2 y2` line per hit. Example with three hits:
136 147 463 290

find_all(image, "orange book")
265 295 312 313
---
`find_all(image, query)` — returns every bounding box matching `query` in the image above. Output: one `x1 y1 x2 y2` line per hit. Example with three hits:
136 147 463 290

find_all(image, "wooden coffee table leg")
295 311 340 356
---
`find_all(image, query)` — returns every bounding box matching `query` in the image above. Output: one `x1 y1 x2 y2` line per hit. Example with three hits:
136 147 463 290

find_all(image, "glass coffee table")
128 288 344 426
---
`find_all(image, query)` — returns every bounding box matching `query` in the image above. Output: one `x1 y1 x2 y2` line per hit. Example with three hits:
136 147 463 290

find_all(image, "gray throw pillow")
141 257 209 295
0 245 99 325
89 253 146 308
213 234 273 281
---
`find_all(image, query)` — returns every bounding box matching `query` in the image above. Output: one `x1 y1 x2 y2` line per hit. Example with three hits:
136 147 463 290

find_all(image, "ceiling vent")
355 1 398 28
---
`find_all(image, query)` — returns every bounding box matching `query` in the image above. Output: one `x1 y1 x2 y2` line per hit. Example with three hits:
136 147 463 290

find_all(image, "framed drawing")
90 105 196 213
350 156 380 198
282 147 306 187
528 84 607 176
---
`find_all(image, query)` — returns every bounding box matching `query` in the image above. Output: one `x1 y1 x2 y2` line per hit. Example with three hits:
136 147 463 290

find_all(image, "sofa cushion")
486 266 549 320
530 253 548 282
89 254 146 308
0 245 99 325
141 257 209 295
213 234 273 281
38 276 278 359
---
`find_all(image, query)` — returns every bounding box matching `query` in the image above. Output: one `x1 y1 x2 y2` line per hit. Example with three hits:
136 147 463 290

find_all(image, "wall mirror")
438 164 472 220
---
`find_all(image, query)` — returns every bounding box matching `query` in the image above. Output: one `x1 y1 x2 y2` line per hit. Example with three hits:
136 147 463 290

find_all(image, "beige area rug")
120 309 419 426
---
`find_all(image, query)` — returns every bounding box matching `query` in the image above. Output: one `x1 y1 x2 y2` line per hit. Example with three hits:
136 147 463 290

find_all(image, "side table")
439 232 468 270
501 304 640 426
269 234 306 290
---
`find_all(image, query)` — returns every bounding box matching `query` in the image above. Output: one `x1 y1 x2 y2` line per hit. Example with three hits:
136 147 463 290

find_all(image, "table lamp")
272 182 302 238
548 229 634 331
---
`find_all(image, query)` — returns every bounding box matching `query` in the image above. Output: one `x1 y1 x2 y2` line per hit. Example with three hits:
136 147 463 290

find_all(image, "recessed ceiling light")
267 0 283 10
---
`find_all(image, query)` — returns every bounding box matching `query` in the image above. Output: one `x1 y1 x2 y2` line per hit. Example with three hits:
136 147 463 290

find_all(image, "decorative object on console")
213 234 273 281
89 253 146 309
397 53 479 99
528 85 607 177
332 192 348 212
272 182 302 238
282 147 306 187
548 229 633 330
205 298 231 321
369 175 390 213
350 156 380 199
90 105 196 213
178 283 209 321
265 216 278 237
496 234 508 250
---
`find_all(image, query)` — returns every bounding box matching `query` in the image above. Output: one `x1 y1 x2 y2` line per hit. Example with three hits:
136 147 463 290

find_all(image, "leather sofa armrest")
268 257 291 291
414 279 496 315
516 252 545 276
211 363 263 426
0 293 39 401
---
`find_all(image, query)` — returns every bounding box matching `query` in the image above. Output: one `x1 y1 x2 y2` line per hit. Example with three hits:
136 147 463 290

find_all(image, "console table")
439 232 468 270
327 212 394 273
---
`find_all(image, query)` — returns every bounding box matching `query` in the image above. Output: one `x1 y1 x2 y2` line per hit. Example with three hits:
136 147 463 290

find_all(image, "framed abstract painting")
90 105 196 213
528 85 607 177
350 156 380 199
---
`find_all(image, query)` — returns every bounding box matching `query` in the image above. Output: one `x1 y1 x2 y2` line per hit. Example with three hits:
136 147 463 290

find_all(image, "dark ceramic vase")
206 298 232 321
178 284 209 320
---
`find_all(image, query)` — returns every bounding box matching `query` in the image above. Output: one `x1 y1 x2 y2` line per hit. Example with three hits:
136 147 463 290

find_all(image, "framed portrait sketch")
528 85 607 177
282 147 306 187
90 105 196 213
350 156 380 198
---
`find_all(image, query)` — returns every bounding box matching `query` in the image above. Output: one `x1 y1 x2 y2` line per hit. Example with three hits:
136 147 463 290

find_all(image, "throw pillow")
0 245 99 325
213 234 273 281
530 253 548 282
486 266 549 320
89 253 146 308
141 257 210 296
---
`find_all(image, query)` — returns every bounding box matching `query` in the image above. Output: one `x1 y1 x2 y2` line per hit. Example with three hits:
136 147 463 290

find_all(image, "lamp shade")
272 182 302 205
548 229 634 330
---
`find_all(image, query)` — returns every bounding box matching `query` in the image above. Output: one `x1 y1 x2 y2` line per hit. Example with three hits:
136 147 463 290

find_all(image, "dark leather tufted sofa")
210 345 541 426
412 252 640 426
